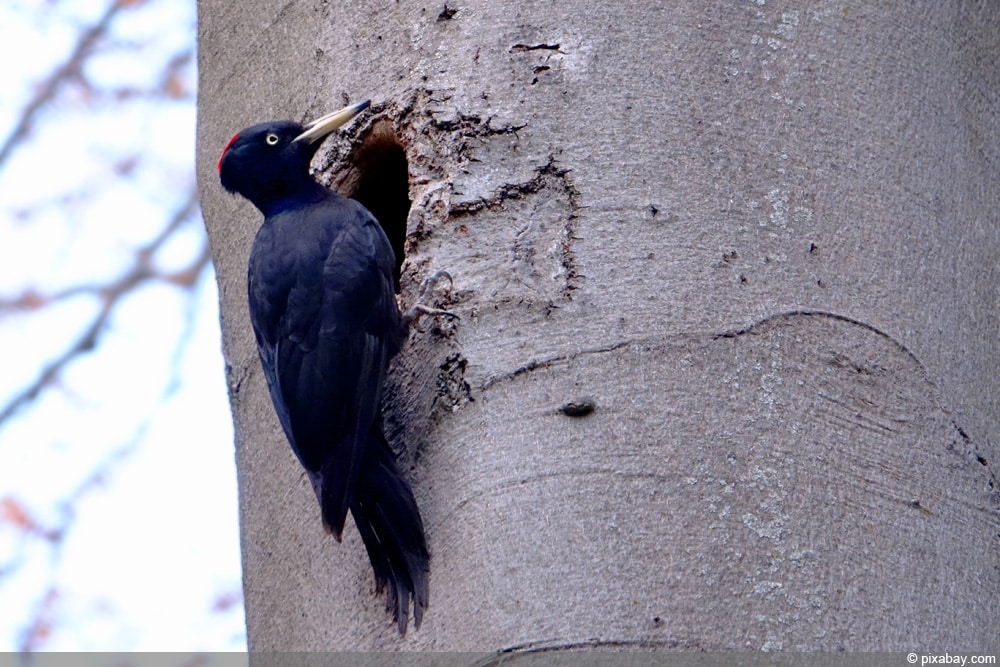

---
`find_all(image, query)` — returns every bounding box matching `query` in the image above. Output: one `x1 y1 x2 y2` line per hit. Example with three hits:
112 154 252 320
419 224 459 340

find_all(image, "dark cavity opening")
342 120 410 293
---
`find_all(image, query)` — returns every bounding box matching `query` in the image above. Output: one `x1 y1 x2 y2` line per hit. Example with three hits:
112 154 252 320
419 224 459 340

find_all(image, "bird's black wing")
249 195 401 537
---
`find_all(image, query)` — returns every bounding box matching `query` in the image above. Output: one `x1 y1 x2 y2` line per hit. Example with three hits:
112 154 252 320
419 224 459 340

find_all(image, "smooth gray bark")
197 0 999 652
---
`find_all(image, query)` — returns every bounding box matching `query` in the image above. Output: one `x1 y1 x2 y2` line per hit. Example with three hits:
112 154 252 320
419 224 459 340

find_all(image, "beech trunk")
196 0 1000 652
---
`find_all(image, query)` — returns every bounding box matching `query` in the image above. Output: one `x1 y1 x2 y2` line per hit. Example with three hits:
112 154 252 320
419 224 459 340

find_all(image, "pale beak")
294 100 371 144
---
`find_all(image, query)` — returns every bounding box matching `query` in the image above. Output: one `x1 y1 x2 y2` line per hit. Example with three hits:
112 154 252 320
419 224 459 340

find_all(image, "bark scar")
480 339 631 390
509 43 562 53
714 309 923 371
714 309 997 497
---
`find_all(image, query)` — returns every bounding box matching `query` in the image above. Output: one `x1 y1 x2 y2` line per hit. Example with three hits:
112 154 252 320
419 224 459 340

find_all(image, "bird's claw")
418 270 453 300
404 271 458 331
407 303 459 320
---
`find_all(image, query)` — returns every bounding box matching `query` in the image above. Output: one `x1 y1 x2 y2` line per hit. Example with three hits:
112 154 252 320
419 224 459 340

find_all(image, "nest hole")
343 120 410 292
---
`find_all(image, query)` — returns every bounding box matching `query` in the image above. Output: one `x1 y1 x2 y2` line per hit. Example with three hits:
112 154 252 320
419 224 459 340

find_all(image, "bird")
217 100 429 634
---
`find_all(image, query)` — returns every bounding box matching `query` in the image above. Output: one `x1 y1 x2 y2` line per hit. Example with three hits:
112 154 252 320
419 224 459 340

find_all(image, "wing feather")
248 196 401 535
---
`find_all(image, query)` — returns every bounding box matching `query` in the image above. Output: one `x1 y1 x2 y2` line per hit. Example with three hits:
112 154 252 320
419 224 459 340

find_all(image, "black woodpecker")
217 101 429 634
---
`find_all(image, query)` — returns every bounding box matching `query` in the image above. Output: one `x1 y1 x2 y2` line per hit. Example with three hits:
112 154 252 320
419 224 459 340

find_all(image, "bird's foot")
404 270 459 330
419 269 454 298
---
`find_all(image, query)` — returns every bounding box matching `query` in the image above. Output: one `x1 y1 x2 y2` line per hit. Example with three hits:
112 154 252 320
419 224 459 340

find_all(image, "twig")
0 189 203 428
0 0 124 170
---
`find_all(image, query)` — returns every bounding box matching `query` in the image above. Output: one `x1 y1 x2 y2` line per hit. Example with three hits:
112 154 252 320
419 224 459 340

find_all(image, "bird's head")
217 100 370 213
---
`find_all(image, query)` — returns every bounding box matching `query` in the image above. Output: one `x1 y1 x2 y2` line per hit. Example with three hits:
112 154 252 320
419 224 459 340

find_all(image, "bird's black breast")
247 193 402 473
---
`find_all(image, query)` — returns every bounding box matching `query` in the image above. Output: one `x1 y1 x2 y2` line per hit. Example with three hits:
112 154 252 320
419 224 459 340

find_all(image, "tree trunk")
196 0 1000 652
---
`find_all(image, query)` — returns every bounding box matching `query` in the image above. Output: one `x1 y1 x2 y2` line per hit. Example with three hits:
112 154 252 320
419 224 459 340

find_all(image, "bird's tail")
350 427 430 634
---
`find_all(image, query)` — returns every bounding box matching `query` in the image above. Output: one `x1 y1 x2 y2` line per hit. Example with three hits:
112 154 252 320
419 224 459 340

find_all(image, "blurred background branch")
0 0 123 169
0 0 244 651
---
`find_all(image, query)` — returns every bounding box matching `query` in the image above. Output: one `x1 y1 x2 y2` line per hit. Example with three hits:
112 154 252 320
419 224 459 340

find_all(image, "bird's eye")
265 133 280 146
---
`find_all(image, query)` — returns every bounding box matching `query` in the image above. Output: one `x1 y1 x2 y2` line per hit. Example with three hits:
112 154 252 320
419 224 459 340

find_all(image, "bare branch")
0 189 203 428
0 0 124 170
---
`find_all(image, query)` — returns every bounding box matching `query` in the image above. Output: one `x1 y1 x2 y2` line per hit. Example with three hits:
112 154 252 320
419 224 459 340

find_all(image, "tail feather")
349 428 429 634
